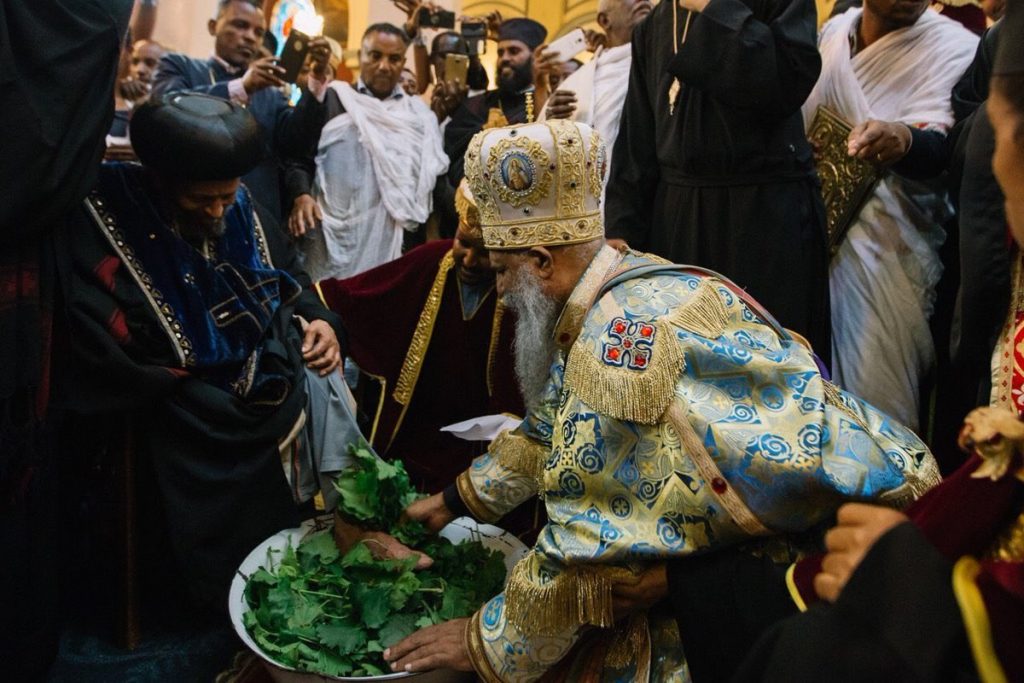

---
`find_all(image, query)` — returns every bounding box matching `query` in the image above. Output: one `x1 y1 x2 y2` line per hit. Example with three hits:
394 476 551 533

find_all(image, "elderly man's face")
496 40 534 94
452 224 492 286
169 177 241 238
130 40 164 84
989 88 1024 248
210 1 266 69
360 31 406 99
599 0 653 40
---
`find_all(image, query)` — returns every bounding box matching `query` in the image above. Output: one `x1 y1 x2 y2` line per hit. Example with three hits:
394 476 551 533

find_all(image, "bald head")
597 0 653 48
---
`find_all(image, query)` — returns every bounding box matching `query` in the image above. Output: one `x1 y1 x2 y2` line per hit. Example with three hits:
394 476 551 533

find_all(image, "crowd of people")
1 0 1022 681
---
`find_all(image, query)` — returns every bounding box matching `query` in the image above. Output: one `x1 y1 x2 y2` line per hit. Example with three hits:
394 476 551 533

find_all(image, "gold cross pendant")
668 78 681 116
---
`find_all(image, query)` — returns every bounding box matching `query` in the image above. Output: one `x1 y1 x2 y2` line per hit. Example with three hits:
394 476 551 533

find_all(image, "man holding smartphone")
152 0 331 219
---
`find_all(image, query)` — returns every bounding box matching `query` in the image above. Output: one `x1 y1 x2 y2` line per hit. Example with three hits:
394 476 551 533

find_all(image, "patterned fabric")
460 248 939 681
991 251 1024 413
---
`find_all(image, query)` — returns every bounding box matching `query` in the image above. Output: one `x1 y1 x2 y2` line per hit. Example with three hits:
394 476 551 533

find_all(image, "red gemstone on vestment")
609 348 620 360
640 325 653 337
711 477 727 494
614 322 626 334
624 340 632 348
635 357 646 367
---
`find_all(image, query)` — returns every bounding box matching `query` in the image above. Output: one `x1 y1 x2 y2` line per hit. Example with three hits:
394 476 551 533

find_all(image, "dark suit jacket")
152 53 325 218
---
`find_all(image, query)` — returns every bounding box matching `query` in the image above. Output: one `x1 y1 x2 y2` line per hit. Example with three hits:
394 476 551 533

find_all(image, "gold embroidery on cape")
466 611 503 683
667 279 729 339
491 430 547 486
485 134 553 209
552 119 586 217
454 182 482 239
564 319 685 425
457 469 503 523
391 251 455 408
665 399 771 536
503 551 634 635
553 246 626 352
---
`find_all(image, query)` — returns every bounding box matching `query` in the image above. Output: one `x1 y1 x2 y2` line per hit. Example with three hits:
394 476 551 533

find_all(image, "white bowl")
229 516 528 683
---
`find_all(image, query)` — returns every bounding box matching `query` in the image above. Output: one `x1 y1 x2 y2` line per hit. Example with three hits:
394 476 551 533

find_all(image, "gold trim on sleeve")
952 556 1008 683
465 610 503 683
491 430 548 485
456 470 503 523
485 299 505 397
784 563 809 613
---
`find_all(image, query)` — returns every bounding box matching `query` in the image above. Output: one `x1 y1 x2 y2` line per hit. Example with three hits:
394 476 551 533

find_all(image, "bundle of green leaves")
243 443 508 677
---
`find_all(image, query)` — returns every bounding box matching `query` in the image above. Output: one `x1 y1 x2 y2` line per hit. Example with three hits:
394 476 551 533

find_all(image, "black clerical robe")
606 0 830 360
56 162 344 609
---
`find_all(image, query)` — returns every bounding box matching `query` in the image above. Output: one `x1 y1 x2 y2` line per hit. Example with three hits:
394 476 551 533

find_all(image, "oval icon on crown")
499 151 535 194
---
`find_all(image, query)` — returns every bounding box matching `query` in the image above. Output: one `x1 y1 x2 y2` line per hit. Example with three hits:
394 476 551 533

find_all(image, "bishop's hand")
332 511 434 570
383 618 473 673
404 492 455 532
813 503 908 603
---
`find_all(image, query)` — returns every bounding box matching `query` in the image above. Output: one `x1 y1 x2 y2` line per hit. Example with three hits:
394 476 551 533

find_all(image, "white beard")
503 268 560 410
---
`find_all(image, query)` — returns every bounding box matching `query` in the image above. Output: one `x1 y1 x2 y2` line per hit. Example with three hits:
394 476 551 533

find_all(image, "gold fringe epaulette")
504 552 634 635
668 279 729 339
492 430 547 485
564 320 684 425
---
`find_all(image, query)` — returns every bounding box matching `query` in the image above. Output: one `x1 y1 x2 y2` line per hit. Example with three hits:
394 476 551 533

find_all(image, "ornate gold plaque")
807 105 883 256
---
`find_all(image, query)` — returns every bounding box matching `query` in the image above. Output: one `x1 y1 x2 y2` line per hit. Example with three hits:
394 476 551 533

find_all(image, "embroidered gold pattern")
86 195 195 367
465 134 498 225
466 611 503 683
481 214 603 250
564 319 685 425
456 469 502 523
392 251 455 406
486 300 505 397
604 612 649 670
588 128 607 200
552 119 586 218
985 510 1024 562
485 134 553 209
454 182 482 239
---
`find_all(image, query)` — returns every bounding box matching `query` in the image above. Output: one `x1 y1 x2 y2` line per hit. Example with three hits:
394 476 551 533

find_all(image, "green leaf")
297 530 340 567
316 621 367 655
315 649 355 676
378 613 419 648
354 584 392 629
286 595 322 629
388 570 421 610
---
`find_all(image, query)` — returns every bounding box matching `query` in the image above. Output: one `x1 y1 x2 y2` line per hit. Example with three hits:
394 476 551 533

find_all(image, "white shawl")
803 8 977 429
303 82 448 280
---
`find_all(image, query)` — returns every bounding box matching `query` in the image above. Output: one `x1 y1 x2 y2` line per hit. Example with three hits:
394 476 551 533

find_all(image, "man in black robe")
56 94 352 637
443 18 548 187
605 0 831 359
152 0 329 218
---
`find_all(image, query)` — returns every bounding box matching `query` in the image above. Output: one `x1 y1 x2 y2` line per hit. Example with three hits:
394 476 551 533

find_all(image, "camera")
418 8 456 29
461 21 486 56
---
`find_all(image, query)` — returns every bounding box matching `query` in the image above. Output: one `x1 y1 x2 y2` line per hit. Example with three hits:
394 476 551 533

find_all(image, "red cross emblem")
602 317 655 371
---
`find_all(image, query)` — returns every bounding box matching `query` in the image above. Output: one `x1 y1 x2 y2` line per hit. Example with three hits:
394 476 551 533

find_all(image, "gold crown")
454 179 482 239
464 120 607 250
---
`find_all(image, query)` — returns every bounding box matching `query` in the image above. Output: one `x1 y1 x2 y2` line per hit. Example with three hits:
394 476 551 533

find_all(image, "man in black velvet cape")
605 0 831 360
55 94 349 614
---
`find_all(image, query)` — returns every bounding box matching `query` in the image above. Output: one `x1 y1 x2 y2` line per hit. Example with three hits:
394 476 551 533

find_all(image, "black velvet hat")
498 18 548 50
994 0 1023 75
131 93 264 181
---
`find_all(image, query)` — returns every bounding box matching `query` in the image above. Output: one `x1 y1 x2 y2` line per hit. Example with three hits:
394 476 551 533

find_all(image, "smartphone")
546 28 586 63
418 7 456 29
278 29 311 84
461 21 487 57
444 53 469 86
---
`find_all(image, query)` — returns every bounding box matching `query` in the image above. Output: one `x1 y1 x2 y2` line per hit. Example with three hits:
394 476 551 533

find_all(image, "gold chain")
525 90 535 123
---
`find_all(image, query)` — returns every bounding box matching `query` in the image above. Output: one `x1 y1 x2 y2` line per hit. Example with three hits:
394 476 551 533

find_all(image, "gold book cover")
807 105 883 255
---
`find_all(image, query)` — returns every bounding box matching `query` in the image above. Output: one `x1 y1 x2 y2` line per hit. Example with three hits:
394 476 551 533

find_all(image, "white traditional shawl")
803 8 977 429
303 82 448 280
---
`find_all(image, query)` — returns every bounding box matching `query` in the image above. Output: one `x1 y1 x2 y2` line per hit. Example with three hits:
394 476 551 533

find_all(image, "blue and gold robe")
454 246 939 682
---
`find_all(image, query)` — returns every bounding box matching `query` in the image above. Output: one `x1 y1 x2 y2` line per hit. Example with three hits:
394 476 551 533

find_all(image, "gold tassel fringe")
604 612 650 670
668 279 729 339
492 430 547 483
503 553 634 635
564 320 684 425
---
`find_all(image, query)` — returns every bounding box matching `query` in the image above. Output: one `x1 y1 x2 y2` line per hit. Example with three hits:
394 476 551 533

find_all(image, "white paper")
440 414 521 441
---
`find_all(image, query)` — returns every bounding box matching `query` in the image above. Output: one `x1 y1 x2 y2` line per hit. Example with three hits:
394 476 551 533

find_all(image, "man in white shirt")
284 23 448 280
540 0 653 168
